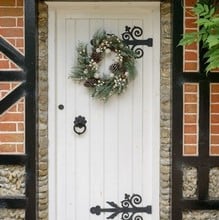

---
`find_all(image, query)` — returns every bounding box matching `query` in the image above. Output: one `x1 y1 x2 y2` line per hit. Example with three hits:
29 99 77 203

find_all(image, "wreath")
70 30 137 101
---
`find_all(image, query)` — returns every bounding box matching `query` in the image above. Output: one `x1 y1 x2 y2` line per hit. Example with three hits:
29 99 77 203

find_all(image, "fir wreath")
70 30 137 101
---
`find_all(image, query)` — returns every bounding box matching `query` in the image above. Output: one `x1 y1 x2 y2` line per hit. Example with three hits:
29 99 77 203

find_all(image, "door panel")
48 3 160 220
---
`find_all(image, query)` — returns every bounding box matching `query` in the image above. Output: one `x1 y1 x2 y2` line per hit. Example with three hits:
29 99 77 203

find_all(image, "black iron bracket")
90 193 152 219
122 26 153 59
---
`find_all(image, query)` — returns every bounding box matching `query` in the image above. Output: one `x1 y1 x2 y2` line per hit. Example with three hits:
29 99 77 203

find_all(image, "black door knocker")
73 115 87 135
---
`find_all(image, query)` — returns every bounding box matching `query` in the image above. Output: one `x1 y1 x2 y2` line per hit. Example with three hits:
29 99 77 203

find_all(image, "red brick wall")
210 84 219 155
0 0 24 70
183 0 199 72
183 0 219 156
0 0 25 154
183 83 199 155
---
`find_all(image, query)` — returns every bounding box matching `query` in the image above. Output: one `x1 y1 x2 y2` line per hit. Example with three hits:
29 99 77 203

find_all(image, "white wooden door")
48 2 160 220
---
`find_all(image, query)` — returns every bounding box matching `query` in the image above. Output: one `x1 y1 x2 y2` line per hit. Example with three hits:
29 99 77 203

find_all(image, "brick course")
183 0 199 72
210 84 219 155
183 83 199 156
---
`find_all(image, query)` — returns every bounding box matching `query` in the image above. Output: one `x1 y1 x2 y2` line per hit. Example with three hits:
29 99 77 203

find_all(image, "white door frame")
47 2 160 220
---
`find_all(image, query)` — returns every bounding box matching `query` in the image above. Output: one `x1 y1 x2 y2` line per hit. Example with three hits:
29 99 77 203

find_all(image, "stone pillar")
160 1 172 219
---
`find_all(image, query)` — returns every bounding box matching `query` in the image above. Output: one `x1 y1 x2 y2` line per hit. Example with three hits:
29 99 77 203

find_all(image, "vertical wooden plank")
65 18 77 220
56 11 67 220
89 19 105 220
117 19 134 198
151 8 160 220
24 0 37 218
74 19 91 220
142 13 153 207
48 8 57 220
131 19 144 195
103 19 119 205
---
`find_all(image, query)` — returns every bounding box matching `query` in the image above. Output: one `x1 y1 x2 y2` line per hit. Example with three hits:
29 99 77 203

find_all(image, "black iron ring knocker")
73 115 87 135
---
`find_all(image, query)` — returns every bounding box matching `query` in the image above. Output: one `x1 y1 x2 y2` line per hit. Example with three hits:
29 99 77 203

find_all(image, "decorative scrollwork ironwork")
122 26 153 59
90 193 152 219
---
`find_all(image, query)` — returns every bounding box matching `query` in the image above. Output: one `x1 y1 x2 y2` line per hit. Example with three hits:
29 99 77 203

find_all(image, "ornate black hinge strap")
90 194 152 219
122 26 153 59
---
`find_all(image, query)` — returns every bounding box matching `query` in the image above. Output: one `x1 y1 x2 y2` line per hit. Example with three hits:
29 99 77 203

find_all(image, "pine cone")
84 78 98 87
91 52 102 62
109 63 120 73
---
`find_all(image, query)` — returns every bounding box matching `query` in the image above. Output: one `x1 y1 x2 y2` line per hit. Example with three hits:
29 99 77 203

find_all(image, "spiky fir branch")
70 30 137 101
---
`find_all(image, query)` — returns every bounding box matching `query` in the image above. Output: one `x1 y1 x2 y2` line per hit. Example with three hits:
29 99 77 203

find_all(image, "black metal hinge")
90 193 152 219
122 26 153 59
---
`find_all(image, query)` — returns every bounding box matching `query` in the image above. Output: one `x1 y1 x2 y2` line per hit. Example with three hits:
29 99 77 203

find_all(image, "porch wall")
0 1 26 218
175 0 219 218
0 0 25 154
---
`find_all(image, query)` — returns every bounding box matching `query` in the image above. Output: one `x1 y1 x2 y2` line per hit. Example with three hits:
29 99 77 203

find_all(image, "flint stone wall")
38 2 49 220
160 1 171 219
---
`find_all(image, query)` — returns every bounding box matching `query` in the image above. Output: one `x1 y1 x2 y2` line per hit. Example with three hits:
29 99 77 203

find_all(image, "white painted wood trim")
48 7 56 220
46 1 160 9
151 7 160 220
